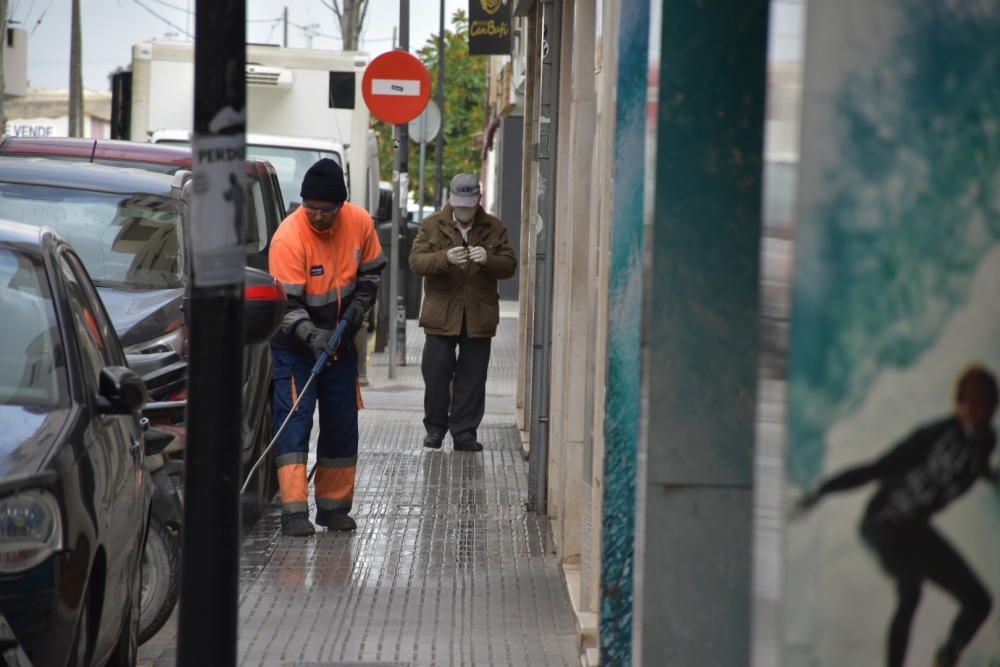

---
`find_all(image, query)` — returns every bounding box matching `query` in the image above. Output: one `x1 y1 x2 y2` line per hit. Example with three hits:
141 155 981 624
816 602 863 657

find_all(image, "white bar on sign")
371 79 421 96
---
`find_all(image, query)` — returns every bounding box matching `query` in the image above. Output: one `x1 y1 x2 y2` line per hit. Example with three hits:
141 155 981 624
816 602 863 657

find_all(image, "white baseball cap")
449 173 481 208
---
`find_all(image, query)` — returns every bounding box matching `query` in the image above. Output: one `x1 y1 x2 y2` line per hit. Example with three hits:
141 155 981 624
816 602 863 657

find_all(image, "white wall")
5 115 110 139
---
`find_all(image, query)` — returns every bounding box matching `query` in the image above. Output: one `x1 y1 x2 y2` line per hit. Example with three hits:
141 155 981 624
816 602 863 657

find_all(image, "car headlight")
0 491 63 573
125 325 187 357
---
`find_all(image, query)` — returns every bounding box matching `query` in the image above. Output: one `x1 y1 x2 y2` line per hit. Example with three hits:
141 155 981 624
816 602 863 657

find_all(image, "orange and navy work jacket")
268 202 385 355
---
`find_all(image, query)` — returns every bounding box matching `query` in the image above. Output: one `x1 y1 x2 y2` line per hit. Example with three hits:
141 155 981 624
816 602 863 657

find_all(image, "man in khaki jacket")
409 174 517 451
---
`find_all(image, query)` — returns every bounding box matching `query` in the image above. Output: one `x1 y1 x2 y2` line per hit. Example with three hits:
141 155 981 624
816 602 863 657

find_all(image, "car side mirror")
244 266 286 345
98 366 148 414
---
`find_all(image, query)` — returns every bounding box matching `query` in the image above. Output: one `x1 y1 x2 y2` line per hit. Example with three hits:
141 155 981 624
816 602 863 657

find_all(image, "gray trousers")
421 320 492 443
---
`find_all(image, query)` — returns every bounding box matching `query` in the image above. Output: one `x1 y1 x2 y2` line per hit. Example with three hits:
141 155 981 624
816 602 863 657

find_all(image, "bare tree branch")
323 0 366 51
319 0 340 19
358 0 370 31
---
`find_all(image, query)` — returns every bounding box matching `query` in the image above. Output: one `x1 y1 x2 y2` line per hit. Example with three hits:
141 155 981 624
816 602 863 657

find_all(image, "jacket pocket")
468 296 499 336
419 293 447 330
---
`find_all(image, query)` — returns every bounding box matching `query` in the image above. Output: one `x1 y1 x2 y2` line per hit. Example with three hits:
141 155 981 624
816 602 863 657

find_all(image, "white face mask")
454 206 476 224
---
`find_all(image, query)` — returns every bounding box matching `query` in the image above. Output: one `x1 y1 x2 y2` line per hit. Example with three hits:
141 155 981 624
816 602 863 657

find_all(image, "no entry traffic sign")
362 51 431 125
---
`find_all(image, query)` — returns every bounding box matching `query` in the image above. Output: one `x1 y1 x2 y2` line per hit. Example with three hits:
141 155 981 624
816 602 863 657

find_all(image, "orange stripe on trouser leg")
315 466 356 505
355 377 364 409
290 374 298 404
277 463 308 505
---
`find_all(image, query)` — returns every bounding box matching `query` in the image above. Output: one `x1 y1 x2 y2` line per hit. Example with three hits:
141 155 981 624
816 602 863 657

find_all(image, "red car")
0 137 286 273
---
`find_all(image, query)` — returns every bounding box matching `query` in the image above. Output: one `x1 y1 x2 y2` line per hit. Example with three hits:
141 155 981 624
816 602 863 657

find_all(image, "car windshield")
0 184 184 289
0 247 66 406
245 146 342 207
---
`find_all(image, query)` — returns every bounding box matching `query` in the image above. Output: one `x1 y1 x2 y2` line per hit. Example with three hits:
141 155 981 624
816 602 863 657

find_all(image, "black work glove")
295 320 334 361
341 301 365 337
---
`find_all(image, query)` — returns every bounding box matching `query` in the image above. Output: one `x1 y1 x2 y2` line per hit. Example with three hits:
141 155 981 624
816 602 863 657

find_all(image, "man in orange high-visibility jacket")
268 158 386 536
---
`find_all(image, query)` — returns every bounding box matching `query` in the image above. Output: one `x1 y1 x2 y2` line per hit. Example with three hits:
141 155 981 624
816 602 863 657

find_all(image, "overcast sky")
16 0 467 92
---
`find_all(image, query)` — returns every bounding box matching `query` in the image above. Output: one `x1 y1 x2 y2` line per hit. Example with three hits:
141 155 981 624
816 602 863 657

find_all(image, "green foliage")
372 10 487 206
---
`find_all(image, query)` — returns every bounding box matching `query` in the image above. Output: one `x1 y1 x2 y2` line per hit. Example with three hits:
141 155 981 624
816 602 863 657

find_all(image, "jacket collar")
435 204 487 245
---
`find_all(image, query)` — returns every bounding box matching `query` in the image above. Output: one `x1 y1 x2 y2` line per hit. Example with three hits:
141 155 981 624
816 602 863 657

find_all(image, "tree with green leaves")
373 10 487 205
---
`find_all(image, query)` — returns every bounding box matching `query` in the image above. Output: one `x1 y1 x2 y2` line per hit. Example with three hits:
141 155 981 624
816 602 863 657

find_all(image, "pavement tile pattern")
139 314 579 666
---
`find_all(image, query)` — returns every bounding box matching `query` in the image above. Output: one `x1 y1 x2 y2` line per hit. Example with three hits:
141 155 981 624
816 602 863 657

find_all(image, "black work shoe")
423 432 444 449
453 439 484 452
315 509 357 532
281 512 315 537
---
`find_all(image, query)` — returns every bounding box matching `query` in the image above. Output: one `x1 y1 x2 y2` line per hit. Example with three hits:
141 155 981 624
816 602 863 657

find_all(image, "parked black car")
0 158 278 513
0 221 151 666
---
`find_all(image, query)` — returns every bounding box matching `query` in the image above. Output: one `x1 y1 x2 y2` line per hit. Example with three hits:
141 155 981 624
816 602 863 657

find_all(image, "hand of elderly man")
468 246 488 265
446 246 469 266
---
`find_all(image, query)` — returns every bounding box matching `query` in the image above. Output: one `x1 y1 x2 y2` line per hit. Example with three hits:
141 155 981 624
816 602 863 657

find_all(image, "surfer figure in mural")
796 365 998 667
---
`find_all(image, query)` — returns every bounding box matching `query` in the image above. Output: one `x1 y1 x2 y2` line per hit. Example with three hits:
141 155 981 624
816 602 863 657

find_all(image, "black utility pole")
388 0 410 376
178 1 247 665
435 0 445 208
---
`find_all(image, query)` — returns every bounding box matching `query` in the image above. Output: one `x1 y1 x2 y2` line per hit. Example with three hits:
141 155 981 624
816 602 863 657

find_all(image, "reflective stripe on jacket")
269 202 385 354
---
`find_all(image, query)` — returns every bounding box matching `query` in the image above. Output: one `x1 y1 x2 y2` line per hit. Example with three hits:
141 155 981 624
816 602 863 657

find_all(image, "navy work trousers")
271 344 359 515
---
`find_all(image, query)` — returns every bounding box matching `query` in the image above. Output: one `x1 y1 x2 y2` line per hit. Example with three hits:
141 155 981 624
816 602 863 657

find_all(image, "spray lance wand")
241 317 350 494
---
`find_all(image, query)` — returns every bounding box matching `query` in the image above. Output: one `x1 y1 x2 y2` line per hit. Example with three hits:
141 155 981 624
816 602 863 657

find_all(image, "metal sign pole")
436 0 445 209
178 0 246 663
393 0 411 370
418 112 427 223
388 124 401 378
363 19 429 378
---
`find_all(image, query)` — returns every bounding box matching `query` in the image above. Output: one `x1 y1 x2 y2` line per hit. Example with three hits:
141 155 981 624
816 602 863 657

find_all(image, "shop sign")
469 0 512 56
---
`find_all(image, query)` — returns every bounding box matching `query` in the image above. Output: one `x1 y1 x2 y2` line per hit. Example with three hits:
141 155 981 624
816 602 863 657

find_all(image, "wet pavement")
139 311 580 666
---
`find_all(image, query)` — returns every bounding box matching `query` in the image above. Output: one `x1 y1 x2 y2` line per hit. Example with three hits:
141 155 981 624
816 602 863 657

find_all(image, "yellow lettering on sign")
470 20 511 38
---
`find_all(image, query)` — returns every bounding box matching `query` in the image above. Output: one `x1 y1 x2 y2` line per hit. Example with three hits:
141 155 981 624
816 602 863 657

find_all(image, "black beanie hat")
300 158 348 203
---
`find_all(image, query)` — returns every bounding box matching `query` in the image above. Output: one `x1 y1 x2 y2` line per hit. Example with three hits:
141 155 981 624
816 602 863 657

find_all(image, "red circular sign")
362 51 432 125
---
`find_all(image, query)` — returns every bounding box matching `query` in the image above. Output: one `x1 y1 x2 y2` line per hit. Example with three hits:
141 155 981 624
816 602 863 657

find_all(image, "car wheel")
264 397 279 501
138 518 180 645
242 398 275 527
68 586 92 667
107 570 139 667
259 398 276 505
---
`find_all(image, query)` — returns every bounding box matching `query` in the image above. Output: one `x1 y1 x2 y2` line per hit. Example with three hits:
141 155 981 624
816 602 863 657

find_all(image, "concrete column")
516 9 541 437
633 0 769 664
550 0 598 576
582 0 619 618
547 0 576 539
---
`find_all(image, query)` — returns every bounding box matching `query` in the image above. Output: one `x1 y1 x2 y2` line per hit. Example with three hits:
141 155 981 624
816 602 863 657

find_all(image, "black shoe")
281 512 315 537
453 439 483 452
315 509 357 531
423 432 444 449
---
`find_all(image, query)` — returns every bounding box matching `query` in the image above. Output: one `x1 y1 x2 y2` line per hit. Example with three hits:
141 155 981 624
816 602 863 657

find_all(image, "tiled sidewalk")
139 313 580 666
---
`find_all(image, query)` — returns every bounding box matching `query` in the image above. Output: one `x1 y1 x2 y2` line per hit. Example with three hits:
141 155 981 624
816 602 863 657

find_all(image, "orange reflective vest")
269 202 385 353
